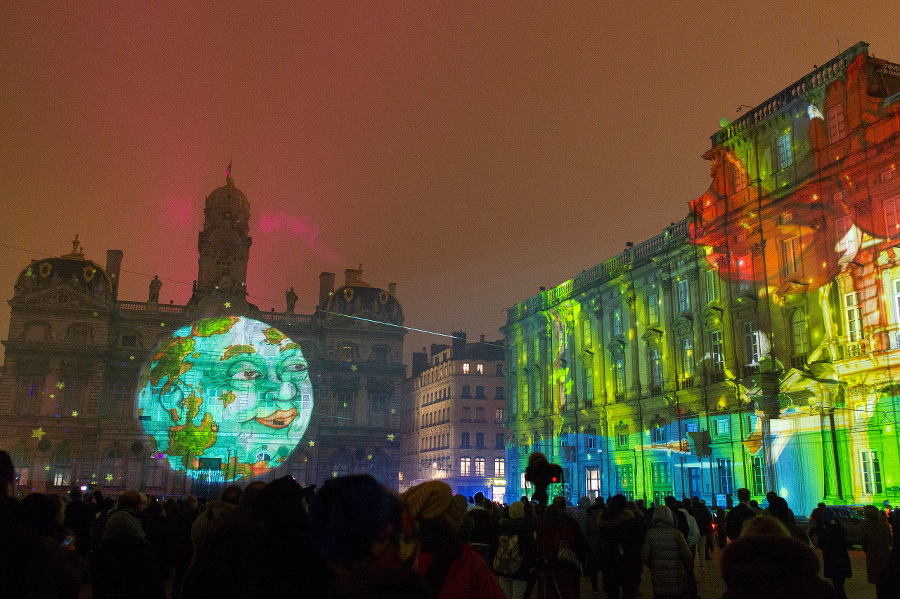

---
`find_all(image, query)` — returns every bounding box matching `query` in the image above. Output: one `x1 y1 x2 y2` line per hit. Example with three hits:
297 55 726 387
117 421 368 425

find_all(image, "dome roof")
14 237 112 298
326 285 404 325
205 176 249 209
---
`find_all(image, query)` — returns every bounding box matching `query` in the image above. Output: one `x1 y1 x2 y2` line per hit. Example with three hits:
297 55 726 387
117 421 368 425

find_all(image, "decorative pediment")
730 293 757 311
607 339 626 359
641 328 664 349
701 306 724 328
774 279 809 304
673 314 693 336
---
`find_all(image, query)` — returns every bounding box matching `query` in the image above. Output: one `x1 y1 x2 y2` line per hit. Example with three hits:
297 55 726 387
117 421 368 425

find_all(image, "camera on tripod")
524 452 564 506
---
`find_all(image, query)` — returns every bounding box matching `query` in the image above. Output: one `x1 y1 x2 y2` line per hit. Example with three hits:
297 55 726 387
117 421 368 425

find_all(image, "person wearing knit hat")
508 501 525 520
402 480 505 599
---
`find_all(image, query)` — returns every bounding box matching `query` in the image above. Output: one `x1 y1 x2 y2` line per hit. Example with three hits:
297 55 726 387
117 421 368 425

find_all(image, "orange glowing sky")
2 2 899 366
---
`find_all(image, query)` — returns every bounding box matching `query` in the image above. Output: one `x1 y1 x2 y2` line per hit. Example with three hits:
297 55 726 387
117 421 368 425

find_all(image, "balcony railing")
706 371 725 385
791 354 808 369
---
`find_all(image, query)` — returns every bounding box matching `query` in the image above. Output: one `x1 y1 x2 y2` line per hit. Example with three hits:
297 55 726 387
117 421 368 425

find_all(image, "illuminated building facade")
400 333 507 501
502 42 900 515
0 175 406 496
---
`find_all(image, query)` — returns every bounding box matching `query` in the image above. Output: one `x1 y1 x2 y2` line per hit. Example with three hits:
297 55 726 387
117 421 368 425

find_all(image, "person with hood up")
596 494 643 599
720 514 838 599
641 505 692 599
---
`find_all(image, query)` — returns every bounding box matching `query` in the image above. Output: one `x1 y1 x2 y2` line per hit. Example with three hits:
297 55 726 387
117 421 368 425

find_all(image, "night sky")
3 2 899 368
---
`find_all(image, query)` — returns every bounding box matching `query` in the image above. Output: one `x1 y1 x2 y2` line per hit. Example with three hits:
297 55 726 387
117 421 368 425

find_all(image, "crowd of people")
2 449 899 599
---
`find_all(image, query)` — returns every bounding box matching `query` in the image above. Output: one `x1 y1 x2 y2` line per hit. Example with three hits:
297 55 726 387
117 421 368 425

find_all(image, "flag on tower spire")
225 161 233 186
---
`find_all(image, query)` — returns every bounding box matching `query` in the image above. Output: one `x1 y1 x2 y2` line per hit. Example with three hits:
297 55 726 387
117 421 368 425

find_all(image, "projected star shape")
32 427 46 440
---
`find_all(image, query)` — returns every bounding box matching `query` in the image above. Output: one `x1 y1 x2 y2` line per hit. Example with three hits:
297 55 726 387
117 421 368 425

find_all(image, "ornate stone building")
0 174 406 496
400 333 506 501
503 42 900 515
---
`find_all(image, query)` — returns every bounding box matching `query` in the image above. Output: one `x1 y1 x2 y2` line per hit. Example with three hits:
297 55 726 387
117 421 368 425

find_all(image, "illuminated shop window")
462 362 470 374
751 456 766 496
743 321 760 365
827 104 847 142
885 197 900 239
835 215 857 255
861 450 883 494
705 270 719 304
709 331 724 373
583 319 592 346
677 279 691 313
732 162 748 192
50 446 71 487
681 337 694 379
791 311 810 355
776 133 792 169
612 307 623 336
717 458 734 495
476 363 483 374
781 237 801 277
474 457 486 477
845 292 864 342
648 293 660 323
586 467 601 497
494 457 505 477
460 457 471 477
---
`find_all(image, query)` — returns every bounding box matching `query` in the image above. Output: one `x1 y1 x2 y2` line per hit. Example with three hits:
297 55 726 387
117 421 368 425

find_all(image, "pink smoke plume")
258 211 343 263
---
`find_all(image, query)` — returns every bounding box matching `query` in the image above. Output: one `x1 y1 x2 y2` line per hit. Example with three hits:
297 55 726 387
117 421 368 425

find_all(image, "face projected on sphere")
137 316 313 480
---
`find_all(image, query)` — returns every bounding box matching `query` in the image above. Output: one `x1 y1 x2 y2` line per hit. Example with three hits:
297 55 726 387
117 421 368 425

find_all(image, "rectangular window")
705 270 719 304
475 407 485 422
649 348 662 392
586 467 601 496
16 377 41 415
677 279 691 313
475 385 485 399
121 334 137 347
861 450 883 494
886 197 900 240
460 457 471 477
835 215 857 255
495 386 504 400
476 433 485 448
792 311 810 355
828 104 847 142
710 331 724 373
781 237 801 277
617 429 628 448
617 465 633 492
495 432 505 449
476 363 483 374
651 462 673 487
845 292 864 342
461 407 471 422
587 436 596 449
494 457 505 477
613 358 626 398
583 366 594 401
510 346 518 369
583 319 592 347
717 458 734 495
737 255 753 292
776 132 792 169
732 162 748 192
715 418 730 437
474 457 485 477
744 321 760 365
648 293 659 323
681 337 694 380
496 363 504 376
651 426 666 444
612 307 623 336
461 385 471 398
461 432 470 448
751 455 766 496
462 362 470 374
533 338 541 363
495 408 504 424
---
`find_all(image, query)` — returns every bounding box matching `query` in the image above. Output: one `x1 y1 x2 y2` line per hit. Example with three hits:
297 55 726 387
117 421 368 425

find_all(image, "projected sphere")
137 316 313 480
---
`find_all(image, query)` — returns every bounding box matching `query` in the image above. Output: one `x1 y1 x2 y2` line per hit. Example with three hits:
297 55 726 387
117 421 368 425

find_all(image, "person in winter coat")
819 509 852 599
597 494 644 599
580 496 604 593
641 506 692 599
720 515 838 599
860 504 893 586
493 501 538 599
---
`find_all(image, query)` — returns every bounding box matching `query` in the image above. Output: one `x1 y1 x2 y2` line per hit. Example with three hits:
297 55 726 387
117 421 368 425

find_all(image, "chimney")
480 334 485 343
319 272 335 310
106 249 123 298
412 350 429 377
344 268 359 286
388 282 396 297
451 331 467 359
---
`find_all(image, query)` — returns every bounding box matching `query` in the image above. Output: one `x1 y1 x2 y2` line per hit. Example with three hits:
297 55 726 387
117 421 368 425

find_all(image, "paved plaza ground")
578 547 876 599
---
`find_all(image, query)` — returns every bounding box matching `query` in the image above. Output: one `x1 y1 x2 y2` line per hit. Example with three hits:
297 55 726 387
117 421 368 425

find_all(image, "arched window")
50 445 72 487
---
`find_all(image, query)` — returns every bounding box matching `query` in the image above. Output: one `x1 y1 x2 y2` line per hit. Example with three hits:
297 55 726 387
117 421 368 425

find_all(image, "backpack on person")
492 533 522 576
